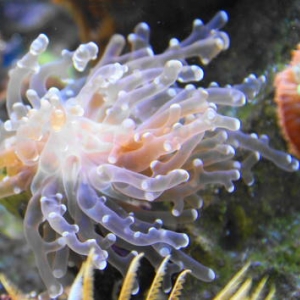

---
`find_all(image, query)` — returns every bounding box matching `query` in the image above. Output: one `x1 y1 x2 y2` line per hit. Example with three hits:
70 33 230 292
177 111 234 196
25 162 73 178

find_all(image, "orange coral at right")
274 44 300 158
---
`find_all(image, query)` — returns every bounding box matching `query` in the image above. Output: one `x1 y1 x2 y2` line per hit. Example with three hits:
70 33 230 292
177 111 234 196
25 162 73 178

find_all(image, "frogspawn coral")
0 11 298 298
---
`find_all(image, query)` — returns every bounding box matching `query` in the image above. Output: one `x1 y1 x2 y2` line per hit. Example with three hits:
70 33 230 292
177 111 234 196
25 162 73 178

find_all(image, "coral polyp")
274 44 300 158
0 11 298 298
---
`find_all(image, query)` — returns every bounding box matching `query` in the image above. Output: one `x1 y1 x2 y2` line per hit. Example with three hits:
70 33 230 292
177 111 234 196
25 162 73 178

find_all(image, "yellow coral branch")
118 252 144 300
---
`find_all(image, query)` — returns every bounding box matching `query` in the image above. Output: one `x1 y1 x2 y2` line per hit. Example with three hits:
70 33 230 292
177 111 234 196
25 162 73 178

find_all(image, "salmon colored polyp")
275 44 300 158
